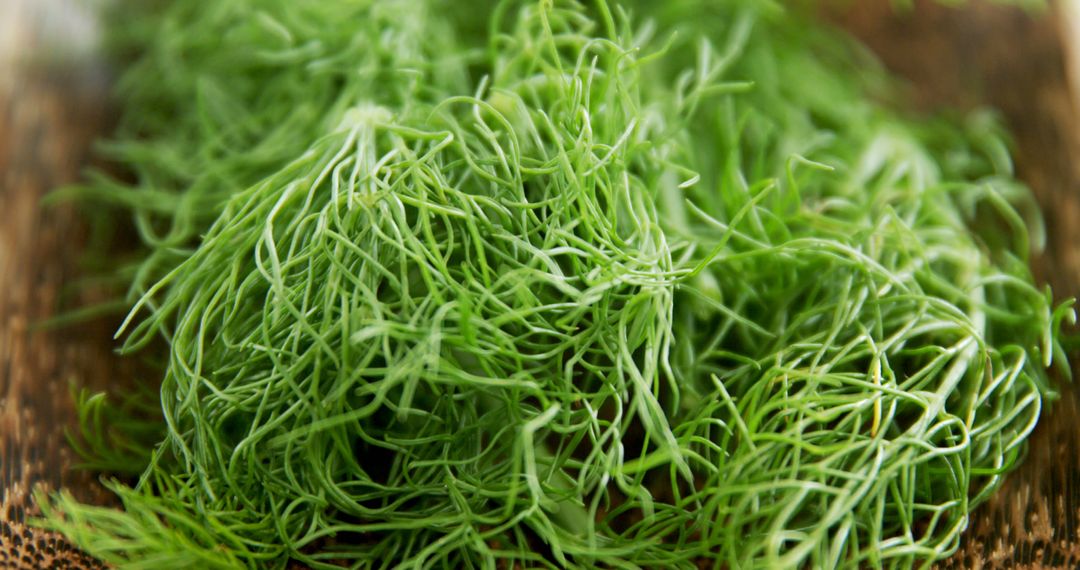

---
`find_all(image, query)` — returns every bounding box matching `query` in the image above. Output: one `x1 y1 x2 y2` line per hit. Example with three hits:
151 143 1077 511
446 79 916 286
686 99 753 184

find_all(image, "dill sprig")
38 0 1071 568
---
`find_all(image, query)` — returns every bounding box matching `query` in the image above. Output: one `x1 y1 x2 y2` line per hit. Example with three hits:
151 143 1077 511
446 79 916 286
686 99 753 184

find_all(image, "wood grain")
0 1 116 568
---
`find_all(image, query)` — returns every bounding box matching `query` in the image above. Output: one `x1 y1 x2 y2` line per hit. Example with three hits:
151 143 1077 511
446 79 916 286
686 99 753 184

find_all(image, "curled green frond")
41 0 1071 568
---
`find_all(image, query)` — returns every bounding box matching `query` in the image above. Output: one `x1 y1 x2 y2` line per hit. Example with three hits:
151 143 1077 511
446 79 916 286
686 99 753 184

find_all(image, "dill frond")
37 1 1071 568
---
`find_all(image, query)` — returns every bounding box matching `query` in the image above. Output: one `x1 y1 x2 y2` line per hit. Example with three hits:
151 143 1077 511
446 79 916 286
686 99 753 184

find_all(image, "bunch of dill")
38 0 1072 568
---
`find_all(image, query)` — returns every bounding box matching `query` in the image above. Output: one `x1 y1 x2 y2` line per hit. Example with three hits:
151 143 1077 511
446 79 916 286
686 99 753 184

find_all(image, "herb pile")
39 0 1073 568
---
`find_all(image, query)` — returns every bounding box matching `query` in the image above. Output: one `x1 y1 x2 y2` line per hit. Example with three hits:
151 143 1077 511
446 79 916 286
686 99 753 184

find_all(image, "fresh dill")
37 1 1071 568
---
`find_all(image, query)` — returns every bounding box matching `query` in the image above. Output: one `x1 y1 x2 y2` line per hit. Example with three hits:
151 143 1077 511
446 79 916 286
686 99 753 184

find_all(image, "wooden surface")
0 1 113 568
2 1 1080 568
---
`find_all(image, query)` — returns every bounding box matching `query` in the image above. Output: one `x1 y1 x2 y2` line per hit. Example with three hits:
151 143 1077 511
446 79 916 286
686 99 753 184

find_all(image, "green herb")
38 1 1071 568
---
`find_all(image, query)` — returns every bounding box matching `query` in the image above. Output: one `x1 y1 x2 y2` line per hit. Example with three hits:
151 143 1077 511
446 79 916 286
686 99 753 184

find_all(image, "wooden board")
0 1 113 568
2 0 1079 568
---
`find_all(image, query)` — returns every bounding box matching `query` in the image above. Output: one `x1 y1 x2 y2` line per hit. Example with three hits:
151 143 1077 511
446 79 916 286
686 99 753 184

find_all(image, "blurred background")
2 0 1079 567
